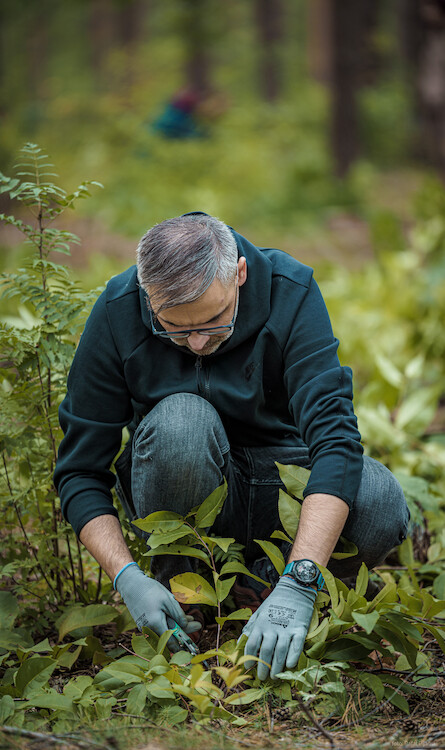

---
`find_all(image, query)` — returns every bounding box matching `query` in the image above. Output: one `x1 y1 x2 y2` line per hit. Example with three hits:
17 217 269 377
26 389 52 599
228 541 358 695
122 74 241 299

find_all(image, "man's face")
149 257 247 356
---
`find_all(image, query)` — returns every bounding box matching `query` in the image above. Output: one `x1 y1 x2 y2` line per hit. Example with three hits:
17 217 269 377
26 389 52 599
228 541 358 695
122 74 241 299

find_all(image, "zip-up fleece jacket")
54 225 364 537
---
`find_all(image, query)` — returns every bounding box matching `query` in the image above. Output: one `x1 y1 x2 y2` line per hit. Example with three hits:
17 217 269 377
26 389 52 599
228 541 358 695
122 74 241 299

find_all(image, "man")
54 212 409 680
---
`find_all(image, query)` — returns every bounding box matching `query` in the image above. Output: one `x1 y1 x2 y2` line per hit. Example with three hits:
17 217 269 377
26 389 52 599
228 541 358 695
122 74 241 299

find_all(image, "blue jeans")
115 393 410 586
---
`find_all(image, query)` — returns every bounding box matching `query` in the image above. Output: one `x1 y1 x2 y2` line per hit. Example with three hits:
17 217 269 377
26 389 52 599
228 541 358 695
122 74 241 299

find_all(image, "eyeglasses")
147 272 240 340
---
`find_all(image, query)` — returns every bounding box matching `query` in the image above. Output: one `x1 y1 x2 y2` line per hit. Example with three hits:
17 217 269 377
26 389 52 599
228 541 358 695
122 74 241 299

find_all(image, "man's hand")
115 563 201 651
241 576 316 680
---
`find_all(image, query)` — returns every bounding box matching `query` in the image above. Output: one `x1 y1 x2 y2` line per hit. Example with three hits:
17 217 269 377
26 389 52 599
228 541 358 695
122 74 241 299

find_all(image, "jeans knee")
133 393 229 470
334 457 410 575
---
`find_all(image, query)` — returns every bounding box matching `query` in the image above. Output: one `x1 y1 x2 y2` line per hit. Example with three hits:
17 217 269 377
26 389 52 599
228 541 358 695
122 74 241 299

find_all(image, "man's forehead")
152 278 232 326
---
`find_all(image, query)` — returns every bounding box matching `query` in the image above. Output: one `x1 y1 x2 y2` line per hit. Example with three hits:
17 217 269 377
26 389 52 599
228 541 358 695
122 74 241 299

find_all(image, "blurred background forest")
1 0 445 276
1 3 445 741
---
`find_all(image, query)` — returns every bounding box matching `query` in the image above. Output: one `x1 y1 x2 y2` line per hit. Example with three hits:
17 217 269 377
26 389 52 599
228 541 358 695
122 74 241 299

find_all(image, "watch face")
295 560 317 584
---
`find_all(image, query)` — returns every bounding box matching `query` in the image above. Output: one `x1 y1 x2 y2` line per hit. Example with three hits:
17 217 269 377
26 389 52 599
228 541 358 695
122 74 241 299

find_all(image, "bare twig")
95 565 102 602
293 691 338 748
2 452 57 599
186 522 222 664
0 725 113 750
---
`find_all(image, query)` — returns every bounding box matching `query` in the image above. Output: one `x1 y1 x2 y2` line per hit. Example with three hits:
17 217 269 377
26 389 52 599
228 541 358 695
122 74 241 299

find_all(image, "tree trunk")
89 0 115 89
416 0 445 177
180 0 212 95
330 0 362 177
254 0 284 102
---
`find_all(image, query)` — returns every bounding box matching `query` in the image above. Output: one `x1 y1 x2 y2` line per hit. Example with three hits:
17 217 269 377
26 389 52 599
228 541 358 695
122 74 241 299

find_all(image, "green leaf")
56 645 82 669
331 536 359 560
170 573 217 606
395 386 441 434
57 604 119 641
126 684 147 715
398 537 415 567
144 527 194 548
278 489 301 538
356 672 385 701
26 688 74 712
0 592 19 629
352 611 380 634
385 687 410 714
271 529 293 543
194 479 228 528
131 634 156 661
384 612 423 642
202 535 236 553
355 563 369 597
215 608 252 626
368 582 398 610
131 510 184 533
374 624 418 668
15 656 57 698
215 575 237 603
157 629 173 656
275 463 310 500
253 539 285 575
158 705 188 725
170 651 193 666
318 565 338 610
147 674 175 699
320 680 346 695
423 624 445 655
375 352 403 388
144 543 211 567
0 695 16 723
322 638 372 662
219 561 271 587
225 688 265 705
0 628 33 652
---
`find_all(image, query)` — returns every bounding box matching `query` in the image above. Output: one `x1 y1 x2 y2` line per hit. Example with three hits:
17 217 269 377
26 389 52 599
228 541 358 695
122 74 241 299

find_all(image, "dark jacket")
54 226 363 536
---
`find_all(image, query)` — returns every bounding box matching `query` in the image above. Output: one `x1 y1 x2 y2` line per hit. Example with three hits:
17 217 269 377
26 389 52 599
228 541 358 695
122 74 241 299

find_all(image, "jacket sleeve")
54 290 133 536
283 277 363 508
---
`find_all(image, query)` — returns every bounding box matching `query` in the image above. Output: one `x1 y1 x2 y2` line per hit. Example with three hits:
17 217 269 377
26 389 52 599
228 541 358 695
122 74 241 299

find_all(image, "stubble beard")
171 329 234 356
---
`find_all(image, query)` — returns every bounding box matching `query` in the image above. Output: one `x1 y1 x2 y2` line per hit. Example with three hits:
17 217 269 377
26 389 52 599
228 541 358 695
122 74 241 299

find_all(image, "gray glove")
115 563 201 651
241 576 316 680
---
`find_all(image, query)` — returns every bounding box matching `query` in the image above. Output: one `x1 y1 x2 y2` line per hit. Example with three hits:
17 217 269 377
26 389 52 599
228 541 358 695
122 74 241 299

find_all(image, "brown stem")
95 566 102 602
75 535 85 591
0 724 114 750
35 355 57 468
34 354 61 596
2 452 57 599
293 692 338 748
65 532 78 602
186 522 221 665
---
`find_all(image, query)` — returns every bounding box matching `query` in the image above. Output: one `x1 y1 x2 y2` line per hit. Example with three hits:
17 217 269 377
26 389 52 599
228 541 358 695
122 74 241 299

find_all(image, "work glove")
240 576 316 680
115 563 201 652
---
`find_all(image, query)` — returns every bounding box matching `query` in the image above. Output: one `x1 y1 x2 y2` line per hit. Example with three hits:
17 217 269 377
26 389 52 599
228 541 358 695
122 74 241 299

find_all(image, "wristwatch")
282 559 325 591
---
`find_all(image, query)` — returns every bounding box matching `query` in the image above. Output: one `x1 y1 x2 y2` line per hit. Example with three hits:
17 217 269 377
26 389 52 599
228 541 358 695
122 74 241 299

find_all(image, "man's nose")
187 332 211 350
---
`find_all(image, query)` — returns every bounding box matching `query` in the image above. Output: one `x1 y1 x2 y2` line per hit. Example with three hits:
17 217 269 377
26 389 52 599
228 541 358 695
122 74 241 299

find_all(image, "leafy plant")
0 143 103 608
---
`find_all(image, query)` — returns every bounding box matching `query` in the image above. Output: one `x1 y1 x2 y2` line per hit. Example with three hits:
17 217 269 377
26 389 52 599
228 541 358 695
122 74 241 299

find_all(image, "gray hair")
136 214 238 311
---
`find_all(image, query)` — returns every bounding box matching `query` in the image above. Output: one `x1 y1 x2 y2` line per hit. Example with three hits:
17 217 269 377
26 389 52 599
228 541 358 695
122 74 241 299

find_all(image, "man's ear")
238 256 247 287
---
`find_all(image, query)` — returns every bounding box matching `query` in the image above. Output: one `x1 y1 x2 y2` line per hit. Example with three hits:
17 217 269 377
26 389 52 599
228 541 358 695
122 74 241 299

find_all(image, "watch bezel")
283 559 325 590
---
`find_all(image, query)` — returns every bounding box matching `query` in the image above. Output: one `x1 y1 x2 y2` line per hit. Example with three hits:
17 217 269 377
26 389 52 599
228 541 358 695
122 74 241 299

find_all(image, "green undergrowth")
0 466 444 734
0 145 444 739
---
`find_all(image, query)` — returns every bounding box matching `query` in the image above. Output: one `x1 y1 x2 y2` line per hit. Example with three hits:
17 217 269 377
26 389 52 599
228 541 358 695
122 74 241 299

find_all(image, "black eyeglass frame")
147 272 240 340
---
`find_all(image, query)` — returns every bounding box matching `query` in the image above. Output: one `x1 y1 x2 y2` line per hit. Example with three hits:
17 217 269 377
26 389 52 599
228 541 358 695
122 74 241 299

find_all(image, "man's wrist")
282 574 317 590
282 560 325 591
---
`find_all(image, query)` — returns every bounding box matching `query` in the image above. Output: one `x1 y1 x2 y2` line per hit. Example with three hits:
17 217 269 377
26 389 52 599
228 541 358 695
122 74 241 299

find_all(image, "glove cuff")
276 575 317 602
113 561 139 590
